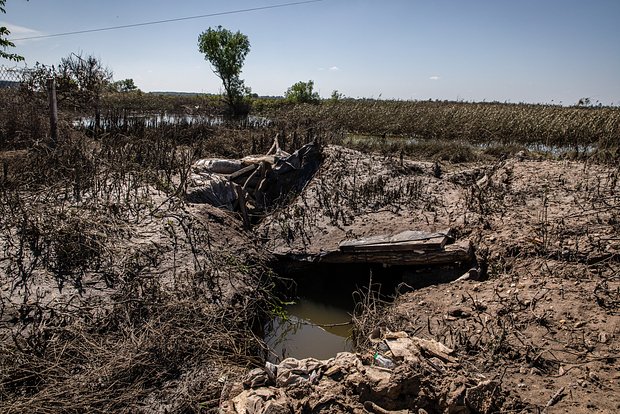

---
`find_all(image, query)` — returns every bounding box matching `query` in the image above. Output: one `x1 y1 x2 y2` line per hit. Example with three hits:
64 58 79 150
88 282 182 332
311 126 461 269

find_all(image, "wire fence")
0 65 26 89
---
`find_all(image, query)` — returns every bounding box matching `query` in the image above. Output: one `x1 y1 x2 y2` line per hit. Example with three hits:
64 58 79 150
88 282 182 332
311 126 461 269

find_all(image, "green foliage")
330 89 345 102
0 0 25 62
285 80 320 104
110 78 138 93
197 25 251 117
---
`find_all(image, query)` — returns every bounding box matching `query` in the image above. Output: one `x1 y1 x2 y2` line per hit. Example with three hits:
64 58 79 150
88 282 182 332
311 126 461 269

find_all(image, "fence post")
47 77 58 145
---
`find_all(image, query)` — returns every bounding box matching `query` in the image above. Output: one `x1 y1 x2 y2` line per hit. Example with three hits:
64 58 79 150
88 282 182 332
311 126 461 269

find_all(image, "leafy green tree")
198 26 251 116
110 78 138 93
285 80 320 104
330 89 344 102
0 0 25 62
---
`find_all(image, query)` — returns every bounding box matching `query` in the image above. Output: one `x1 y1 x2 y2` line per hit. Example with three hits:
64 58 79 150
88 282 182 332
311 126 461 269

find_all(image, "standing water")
264 263 374 362
264 262 470 362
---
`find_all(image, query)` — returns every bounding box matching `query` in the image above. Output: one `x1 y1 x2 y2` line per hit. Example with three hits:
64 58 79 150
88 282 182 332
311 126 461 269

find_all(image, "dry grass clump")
0 266 271 413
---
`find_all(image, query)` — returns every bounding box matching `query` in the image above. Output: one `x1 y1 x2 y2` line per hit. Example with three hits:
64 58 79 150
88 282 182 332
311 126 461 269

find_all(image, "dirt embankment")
0 169 273 413
254 146 619 413
2 142 618 413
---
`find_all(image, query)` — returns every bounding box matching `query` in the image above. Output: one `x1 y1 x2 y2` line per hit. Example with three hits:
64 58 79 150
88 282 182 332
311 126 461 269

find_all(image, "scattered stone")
447 307 471 318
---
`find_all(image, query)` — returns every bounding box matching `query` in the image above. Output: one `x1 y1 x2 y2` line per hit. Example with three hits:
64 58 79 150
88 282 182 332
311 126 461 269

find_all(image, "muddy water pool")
265 263 468 362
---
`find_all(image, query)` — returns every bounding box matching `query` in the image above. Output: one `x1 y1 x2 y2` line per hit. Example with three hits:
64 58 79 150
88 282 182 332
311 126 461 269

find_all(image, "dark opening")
265 260 472 362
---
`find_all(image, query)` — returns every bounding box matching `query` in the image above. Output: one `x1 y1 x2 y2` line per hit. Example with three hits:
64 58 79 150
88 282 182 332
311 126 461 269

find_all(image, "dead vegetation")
348 157 620 412
1 83 619 412
0 119 286 412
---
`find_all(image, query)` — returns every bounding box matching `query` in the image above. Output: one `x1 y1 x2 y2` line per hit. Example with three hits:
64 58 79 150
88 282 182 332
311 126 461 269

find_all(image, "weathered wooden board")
339 229 450 253
274 239 473 267
322 239 472 266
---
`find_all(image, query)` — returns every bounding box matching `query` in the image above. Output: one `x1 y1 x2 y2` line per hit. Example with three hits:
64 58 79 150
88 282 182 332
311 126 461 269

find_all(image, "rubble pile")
220 331 523 414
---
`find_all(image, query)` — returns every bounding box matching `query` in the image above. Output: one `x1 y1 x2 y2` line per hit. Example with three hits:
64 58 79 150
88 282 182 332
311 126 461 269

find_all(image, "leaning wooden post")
47 77 58 145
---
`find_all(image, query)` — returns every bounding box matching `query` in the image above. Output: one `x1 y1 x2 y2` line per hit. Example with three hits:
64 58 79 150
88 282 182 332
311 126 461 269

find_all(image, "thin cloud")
329 66 340 71
1 21 45 43
429 75 440 81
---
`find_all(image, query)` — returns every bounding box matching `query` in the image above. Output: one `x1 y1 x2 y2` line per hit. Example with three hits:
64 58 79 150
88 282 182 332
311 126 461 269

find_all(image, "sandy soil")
258 146 620 413
2 143 618 412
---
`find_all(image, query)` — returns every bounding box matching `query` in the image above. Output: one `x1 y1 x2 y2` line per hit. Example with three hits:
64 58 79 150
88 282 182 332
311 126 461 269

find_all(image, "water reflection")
73 113 272 131
266 298 353 362
265 262 471 362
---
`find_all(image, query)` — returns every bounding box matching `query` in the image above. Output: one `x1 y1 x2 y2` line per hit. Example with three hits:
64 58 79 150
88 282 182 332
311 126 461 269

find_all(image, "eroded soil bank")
242 146 619 413
1 142 618 413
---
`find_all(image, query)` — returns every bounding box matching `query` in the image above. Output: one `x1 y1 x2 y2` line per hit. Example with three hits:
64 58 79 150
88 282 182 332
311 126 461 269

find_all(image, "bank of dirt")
0 164 274 412
252 146 619 413
2 142 618 413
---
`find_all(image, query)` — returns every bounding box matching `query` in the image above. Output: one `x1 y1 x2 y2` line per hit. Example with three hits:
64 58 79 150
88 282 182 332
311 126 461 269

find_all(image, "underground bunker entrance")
263 259 474 363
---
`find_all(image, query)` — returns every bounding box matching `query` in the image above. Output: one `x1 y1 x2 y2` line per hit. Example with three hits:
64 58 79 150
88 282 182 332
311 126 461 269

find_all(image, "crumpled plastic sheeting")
193 158 244 175
186 173 237 210
275 357 324 388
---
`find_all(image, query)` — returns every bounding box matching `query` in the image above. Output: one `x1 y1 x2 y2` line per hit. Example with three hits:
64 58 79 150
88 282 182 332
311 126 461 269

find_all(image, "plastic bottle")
373 352 395 369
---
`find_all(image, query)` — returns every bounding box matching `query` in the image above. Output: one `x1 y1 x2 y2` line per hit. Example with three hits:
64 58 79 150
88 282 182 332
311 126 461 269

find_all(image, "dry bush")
0 89 49 150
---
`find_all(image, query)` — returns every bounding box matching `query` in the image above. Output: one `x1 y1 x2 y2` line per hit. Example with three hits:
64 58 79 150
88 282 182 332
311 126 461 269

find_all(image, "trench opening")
264 260 473 362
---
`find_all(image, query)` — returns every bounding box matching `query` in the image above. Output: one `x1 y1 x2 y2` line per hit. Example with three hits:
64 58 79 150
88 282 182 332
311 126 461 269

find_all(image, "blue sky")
2 0 619 104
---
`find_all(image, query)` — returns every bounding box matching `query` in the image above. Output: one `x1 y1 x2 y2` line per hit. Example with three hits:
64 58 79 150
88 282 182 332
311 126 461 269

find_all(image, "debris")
544 386 566 409
193 158 244 174
244 368 273 389
339 229 451 252
373 352 395 369
314 238 473 267
187 139 321 220
408 336 456 363
363 400 409 414
186 173 237 209
465 380 501 413
276 357 324 387
453 267 480 283
230 387 292 414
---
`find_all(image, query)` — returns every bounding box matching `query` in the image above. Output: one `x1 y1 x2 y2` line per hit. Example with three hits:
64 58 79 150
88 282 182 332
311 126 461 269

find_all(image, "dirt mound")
260 146 619 412
0 174 273 413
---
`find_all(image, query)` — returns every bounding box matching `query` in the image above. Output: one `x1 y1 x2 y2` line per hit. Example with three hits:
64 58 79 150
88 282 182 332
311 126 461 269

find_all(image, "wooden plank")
339 235 391 249
229 164 257 181
340 239 444 253
339 229 450 252
321 239 472 266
